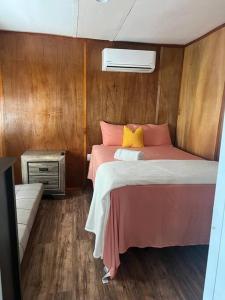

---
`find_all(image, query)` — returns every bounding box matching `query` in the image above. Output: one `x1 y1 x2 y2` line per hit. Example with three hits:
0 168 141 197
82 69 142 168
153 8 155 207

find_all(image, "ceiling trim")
0 29 185 47
2 24 224 48
185 23 225 47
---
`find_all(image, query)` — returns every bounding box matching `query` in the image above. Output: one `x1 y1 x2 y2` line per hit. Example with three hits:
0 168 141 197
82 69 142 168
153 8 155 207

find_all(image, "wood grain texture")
156 47 184 143
86 40 160 152
21 189 208 300
0 32 184 186
0 65 4 156
83 41 87 175
0 32 84 186
177 27 225 160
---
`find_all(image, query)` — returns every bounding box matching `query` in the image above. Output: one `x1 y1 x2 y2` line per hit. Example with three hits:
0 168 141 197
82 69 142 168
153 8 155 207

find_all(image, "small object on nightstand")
21 150 66 195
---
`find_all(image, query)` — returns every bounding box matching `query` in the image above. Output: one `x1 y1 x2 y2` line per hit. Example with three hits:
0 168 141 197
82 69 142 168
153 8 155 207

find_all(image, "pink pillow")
127 123 171 146
100 121 123 146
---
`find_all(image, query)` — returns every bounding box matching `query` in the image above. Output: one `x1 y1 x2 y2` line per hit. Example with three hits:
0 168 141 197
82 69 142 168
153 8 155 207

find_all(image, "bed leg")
102 266 110 284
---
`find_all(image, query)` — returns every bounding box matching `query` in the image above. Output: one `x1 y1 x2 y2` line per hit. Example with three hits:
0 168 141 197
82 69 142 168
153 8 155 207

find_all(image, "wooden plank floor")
21 189 208 300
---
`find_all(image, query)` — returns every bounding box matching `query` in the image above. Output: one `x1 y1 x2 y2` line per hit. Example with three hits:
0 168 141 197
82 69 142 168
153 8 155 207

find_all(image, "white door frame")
0 270 2 300
203 112 225 300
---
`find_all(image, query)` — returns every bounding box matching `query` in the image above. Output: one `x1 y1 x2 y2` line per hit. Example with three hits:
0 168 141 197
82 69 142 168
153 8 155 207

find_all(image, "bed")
86 144 217 280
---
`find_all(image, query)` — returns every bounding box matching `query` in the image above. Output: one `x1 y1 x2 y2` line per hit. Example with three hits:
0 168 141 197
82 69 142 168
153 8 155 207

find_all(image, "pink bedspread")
87 145 215 279
104 184 215 278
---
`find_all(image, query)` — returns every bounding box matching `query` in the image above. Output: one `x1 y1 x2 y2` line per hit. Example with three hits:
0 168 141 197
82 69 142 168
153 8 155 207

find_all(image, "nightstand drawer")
28 162 59 176
28 175 59 190
22 150 65 195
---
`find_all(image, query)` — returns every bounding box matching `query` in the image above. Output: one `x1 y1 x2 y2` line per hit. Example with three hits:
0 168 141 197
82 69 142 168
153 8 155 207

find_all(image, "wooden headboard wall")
177 26 225 160
0 32 183 187
86 41 184 153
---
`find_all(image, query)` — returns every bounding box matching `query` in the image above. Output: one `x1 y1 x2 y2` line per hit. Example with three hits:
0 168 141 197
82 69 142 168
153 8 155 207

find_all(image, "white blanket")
85 160 218 258
114 148 144 161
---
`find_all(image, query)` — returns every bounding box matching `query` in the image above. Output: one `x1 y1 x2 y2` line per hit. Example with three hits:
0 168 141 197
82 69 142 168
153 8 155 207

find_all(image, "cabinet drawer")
28 162 59 176
28 175 59 190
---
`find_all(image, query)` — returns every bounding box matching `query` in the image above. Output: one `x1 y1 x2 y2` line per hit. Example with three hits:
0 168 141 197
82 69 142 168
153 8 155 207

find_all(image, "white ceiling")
0 0 78 36
0 0 224 44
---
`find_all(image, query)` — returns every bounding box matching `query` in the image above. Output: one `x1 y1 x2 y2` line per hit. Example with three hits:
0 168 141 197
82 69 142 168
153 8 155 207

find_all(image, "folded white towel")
114 148 144 161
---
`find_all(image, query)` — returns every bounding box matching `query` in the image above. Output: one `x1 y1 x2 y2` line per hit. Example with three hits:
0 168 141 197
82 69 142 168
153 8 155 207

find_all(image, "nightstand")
21 150 66 195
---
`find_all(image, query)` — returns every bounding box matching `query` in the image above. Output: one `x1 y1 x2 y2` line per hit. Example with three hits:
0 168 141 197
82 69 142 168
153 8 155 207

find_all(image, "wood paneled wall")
1 28 223 185
177 27 225 160
0 33 84 186
156 47 184 143
0 65 4 156
86 41 183 150
0 32 183 187
86 40 159 152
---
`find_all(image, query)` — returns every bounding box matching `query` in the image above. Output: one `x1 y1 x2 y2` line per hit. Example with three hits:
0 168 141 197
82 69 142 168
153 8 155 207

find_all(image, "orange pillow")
122 126 144 148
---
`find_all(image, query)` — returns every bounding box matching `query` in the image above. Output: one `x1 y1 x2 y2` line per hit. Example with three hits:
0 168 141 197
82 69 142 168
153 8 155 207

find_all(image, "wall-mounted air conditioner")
102 48 156 73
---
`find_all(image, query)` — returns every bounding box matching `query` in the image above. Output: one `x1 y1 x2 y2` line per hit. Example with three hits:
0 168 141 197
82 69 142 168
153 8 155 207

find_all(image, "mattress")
88 144 201 182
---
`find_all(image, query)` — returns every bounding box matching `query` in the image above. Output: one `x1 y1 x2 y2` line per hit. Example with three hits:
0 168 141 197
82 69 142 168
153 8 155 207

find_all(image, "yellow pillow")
122 126 144 148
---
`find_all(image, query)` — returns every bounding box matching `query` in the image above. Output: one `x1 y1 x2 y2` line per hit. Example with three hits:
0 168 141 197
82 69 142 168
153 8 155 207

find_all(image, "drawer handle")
39 168 49 172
